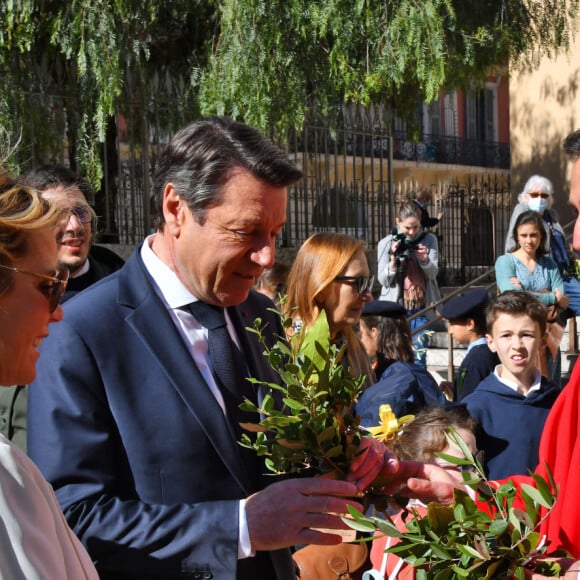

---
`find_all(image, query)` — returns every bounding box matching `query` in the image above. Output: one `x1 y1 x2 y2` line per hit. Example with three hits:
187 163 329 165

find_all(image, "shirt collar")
467 336 488 353
140 234 197 309
70 257 91 279
493 365 543 396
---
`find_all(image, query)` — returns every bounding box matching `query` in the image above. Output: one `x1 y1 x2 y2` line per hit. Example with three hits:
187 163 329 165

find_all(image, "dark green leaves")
344 430 564 578
242 308 365 476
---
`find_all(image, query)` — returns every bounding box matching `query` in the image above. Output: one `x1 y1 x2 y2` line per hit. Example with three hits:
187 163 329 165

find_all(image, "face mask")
528 197 548 213
404 229 423 243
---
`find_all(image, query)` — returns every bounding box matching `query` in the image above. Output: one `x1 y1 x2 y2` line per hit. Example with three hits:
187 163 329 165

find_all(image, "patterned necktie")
186 301 257 436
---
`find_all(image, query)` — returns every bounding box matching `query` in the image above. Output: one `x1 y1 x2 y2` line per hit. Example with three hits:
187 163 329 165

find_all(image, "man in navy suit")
28 118 386 579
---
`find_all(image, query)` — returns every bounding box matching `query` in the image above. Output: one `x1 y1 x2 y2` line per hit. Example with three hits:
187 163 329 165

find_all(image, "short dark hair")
487 290 547 337
449 312 488 337
563 129 580 158
375 316 416 364
151 117 302 229
512 210 549 258
18 165 95 205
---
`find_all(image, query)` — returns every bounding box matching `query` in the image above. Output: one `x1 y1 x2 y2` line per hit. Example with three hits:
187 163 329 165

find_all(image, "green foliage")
241 308 366 476
0 0 579 179
345 428 567 578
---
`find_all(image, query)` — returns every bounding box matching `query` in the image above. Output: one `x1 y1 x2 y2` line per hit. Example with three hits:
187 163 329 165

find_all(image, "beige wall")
510 24 580 222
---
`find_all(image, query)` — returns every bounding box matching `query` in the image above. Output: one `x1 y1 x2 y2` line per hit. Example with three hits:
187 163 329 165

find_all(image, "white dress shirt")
140 236 253 558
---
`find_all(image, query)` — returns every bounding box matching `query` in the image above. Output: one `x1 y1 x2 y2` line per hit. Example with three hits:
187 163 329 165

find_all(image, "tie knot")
187 301 226 330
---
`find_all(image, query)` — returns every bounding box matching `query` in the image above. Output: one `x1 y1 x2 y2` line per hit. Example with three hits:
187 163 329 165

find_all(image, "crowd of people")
1 117 580 579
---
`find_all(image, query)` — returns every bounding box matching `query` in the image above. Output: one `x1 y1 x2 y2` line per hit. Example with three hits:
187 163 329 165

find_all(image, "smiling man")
18 165 124 301
0 166 125 452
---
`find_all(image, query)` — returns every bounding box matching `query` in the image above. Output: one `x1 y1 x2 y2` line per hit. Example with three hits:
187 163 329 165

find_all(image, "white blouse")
0 434 98 579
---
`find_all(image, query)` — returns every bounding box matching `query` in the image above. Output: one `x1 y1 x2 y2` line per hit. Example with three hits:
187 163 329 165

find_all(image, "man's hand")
246 478 363 551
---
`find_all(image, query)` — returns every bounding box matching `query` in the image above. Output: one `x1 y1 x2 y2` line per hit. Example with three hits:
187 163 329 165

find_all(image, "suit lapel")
119 252 255 494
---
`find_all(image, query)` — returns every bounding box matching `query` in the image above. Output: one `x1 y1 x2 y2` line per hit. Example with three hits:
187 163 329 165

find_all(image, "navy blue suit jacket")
28 249 294 579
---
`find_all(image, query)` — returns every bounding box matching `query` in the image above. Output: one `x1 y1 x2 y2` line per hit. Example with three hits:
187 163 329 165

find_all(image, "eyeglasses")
65 206 93 224
528 192 550 199
0 264 69 312
335 274 375 295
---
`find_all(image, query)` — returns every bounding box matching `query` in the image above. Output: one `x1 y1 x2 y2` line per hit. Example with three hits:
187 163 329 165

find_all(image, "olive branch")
344 428 566 579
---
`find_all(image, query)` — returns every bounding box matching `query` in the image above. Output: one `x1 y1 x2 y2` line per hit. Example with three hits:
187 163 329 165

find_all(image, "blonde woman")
0 173 98 578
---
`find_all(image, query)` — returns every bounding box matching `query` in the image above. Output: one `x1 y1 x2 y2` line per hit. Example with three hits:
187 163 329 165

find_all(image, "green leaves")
343 429 565 578
242 308 366 476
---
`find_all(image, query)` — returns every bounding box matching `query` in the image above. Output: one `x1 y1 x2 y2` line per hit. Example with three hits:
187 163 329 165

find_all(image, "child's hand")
555 289 569 310
509 276 522 287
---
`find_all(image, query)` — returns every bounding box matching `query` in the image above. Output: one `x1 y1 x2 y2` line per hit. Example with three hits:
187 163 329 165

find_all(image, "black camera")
390 231 423 274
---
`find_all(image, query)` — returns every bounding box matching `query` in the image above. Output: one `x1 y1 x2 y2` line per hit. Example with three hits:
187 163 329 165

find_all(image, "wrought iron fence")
284 121 512 286
9 93 512 286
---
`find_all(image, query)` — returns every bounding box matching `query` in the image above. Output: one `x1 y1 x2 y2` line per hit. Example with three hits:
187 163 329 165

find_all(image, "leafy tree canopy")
1 0 578 182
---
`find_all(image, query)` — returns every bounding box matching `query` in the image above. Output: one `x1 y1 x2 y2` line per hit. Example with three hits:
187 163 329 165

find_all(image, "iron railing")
9 93 513 286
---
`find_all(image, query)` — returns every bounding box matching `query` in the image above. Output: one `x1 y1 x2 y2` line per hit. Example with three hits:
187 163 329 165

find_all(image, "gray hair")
517 175 554 208
151 117 302 229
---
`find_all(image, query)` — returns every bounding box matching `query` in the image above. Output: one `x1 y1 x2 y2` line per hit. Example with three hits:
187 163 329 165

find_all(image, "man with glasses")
0 165 124 452
18 165 125 301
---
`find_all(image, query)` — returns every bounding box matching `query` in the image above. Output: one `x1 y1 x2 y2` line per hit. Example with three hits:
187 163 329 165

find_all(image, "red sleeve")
476 365 580 558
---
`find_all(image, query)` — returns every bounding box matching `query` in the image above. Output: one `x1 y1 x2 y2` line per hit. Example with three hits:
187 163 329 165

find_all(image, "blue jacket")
28 249 294 579
454 343 499 401
356 361 447 427
461 373 560 480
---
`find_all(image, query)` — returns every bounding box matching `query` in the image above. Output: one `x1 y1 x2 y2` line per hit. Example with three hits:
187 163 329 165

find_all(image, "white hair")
517 175 554 208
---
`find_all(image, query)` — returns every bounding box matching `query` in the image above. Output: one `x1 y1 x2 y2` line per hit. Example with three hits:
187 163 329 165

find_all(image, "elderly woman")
505 174 580 316
0 173 98 578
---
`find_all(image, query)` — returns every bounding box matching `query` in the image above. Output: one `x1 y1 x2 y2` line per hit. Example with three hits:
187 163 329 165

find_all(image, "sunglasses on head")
0 264 69 312
528 192 550 199
334 274 375 295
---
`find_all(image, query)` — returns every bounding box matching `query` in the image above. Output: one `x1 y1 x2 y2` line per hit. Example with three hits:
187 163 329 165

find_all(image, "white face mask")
528 197 549 213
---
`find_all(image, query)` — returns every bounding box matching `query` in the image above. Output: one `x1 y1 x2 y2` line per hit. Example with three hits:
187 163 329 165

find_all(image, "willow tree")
0 1 212 184
198 0 580 134
1 0 579 182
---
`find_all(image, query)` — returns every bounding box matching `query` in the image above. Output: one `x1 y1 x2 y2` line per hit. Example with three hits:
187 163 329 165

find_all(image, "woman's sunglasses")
0 264 69 312
335 274 375 295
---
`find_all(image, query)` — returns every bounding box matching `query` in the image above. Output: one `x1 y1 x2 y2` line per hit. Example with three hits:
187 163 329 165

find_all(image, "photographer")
377 202 441 367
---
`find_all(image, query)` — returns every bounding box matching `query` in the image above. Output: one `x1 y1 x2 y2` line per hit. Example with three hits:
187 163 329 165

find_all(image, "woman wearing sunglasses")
0 174 98 578
284 232 375 388
505 174 580 317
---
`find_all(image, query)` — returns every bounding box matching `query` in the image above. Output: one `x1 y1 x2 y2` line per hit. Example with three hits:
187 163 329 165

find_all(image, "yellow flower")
367 404 414 443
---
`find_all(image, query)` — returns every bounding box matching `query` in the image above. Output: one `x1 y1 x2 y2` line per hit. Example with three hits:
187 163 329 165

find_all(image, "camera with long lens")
390 231 423 275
